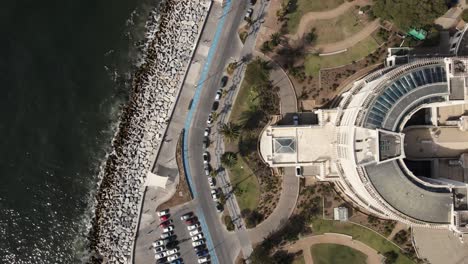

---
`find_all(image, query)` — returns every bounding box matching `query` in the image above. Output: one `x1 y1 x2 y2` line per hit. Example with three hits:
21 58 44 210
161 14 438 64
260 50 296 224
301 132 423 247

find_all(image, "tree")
383 250 399 264
223 215 235 231
270 33 281 47
221 152 238 168
219 122 241 142
305 28 316 44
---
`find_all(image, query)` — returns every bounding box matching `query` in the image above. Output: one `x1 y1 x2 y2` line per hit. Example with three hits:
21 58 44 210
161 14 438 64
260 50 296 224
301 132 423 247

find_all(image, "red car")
185 218 197 225
159 215 169 222
159 220 173 228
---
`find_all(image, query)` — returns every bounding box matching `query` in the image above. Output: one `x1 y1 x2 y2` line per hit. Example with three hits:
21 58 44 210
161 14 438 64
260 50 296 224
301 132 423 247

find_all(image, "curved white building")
260 57 468 235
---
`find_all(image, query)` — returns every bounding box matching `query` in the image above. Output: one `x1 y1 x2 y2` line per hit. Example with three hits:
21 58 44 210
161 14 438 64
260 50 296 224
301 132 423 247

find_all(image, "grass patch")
292 254 305 264
286 0 344 33
227 157 260 211
304 36 378 76
309 10 364 44
312 219 414 264
311 243 367 264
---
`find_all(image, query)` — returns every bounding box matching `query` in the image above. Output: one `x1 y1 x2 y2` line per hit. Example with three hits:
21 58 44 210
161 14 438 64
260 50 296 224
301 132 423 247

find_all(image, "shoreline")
87 1 210 263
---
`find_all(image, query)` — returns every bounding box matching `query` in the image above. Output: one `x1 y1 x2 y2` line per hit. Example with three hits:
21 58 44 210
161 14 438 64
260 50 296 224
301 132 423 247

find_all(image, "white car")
153 246 165 254
192 240 206 247
167 253 180 261
204 127 210 137
211 190 219 201
203 151 209 164
207 114 213 125
157 209 169 216
180 212 193 221
187 224 200 231
198 256 210 263
152 240 164 247
191 234 204 241
166 248 178 255
163 225 174 233
215 89 222 101
154 251 167 259
208 177 215 188
160 231 173 239
244 8 253 21
204 164 210 176
189 229 201 236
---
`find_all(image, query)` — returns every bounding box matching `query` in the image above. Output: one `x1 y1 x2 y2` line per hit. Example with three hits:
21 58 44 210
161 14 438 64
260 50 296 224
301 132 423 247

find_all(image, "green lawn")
286 0 345 33
292 254 306 264
312 219 414 264
311 10 364 45
227 157 260 211
311 243 367 264
304 36 379 76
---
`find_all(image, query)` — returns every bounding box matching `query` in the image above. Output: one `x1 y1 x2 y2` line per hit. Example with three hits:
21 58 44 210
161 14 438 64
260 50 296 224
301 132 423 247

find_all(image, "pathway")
247 167 300 245
285 233 383 264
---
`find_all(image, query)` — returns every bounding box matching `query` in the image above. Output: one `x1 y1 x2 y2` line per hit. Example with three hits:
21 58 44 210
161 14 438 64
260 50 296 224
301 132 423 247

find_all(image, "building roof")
365 161 452 223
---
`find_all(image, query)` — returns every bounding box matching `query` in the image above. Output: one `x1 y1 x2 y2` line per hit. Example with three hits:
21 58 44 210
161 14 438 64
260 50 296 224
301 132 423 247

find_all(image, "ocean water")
0 0 158 262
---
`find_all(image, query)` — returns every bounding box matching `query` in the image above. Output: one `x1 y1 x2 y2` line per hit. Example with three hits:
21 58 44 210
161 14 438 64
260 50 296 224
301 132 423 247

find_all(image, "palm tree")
219 122 241 142
270 32 281 47
221 152 238 168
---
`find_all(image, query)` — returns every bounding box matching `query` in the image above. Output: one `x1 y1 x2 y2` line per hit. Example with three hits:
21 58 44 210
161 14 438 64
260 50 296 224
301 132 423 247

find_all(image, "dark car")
250 0 257 5
196 249 209 257
220 76 228 87
194 245 206 252
159 219 173 228
211 101 219 111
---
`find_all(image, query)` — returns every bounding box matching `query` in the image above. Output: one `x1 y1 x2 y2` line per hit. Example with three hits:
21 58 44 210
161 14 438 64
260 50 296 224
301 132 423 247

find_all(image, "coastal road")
184 1 250 263
186 0 272 262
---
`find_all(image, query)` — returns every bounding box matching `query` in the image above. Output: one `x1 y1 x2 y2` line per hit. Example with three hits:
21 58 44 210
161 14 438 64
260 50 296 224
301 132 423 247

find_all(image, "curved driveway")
285 233 383 264
248 167 299 245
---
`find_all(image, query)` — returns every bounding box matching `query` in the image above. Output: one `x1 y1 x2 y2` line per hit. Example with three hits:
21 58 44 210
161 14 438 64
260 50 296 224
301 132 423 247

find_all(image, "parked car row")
181 212 211 263
153 209 182 264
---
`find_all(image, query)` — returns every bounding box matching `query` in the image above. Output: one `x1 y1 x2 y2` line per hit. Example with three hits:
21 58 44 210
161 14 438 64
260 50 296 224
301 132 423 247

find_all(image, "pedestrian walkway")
285 233 383 264
247 167 299 245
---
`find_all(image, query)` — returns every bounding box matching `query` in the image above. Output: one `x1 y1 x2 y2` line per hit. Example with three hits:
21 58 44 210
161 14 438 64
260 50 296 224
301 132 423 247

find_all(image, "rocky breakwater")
88 0 210 263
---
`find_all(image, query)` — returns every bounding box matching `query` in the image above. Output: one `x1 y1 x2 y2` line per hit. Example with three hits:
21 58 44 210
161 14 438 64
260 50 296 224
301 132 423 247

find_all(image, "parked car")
208 177 216 188
187 223 200 231
249 0 257 5
203 151 209 164
160 231 174 239
192 240 206 247
153 246 165 254
163 225 174 233
244 8 253 20
196 249 209 257
185 218 197 225
189 229 201 236
293 114 299 125
204 127 210 137
203 137 209 148
214 89 222 101
159 215 169 222
155 251 167 259
191 234 204 241
207 113 213 125
152 240 164 247
157 209 169 217
295 166 302 177
156 258 168 264
180 212 193 221
220 76 228 87
211 190 219 201
194 245 206 252
216 203 224 213
167 253 180 262
204 164 210 176
211 101 219 111
198 256 210 263
166 248 179 255
170 260 183 264
159 220 173 228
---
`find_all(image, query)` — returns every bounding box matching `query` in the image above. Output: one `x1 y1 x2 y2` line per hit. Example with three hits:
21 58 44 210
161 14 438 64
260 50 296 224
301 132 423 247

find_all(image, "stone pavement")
412 227 468 264
247 167 300 245
285 233 383 264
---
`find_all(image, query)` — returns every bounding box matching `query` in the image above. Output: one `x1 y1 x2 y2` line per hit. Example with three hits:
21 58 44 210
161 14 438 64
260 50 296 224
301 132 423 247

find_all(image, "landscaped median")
221 58 281 229
312 219 414 264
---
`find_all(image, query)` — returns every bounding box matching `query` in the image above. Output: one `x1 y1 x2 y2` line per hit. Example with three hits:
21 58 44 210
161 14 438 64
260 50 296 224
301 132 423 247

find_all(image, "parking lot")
151 202 214 264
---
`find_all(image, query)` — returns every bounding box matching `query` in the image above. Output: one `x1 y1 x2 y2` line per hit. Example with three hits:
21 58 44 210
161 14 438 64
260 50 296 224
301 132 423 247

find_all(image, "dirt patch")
157 132 192 210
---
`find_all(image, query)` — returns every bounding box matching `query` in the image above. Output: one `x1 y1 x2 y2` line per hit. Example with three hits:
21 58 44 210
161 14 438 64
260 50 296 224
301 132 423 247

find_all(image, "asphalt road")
185 1 248 264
